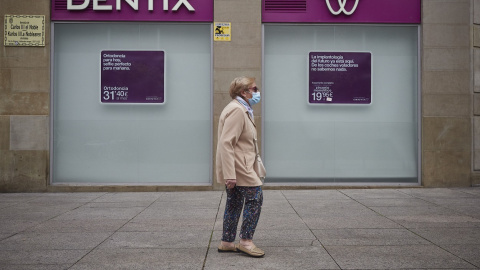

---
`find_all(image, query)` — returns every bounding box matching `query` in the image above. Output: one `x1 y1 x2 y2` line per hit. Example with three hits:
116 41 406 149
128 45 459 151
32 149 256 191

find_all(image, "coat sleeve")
218 107 245 180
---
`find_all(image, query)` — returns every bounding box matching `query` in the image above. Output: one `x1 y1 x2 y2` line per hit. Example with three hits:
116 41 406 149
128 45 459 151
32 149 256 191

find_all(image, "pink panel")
263 0 421 24
52 0 213 22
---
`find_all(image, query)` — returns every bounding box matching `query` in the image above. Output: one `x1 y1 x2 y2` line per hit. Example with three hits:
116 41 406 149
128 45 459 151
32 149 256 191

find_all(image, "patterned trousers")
222 186 263 242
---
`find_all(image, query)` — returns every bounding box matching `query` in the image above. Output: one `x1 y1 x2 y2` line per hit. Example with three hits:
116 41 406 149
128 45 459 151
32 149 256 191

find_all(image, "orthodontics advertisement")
101 50 165 104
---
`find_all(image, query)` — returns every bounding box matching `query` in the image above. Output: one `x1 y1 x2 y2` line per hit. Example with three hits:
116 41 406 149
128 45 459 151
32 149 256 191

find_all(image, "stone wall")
422 0 473 187
0 0 50 192
212 0 263 190
474 0 480 186
0 0 477 191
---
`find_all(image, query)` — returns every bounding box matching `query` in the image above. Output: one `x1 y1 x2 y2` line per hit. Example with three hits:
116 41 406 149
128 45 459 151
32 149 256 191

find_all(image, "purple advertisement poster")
309 52 371 104
101 50 165 104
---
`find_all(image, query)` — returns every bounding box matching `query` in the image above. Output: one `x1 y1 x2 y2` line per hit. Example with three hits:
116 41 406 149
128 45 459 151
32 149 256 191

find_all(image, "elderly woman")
216 76 265 258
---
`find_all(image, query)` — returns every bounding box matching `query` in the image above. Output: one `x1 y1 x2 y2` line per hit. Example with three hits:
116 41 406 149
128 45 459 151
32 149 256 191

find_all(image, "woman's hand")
225 179 236 189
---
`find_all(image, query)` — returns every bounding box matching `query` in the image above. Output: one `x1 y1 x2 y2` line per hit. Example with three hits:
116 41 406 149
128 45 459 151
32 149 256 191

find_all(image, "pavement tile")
0 219 43 234
313 228 431 246
0 206 71 221
288 199 367 212
150 199 221 209
91 192 161 203
419 197 480 207
411 227 480 245
260 199 297 214
0 232 112 251
70 248 206 270
370 205 464 217
442 244 480 268
0 202 17 210
354 198 435 207
0 193 44 203
263 190 289 200
52 206 145 220
0 265 73 270
84 201 154 208
25 219 129 233
296 207 379 218
325 245 477 269
0 249 88 265
258 206 298 215
135 207 218 220
454 188 480 196
97 231 212 249
340 189 415 199
12 201 85 210
204 246 340 270
153 191 222 202
281 190 350 201
415 198 480 218
27 193 106 203
120 217 215 232
399 188 476 199
447 206 480 219
303 214 403 229
388 215 480 228
1 188 480 269
0 234 12 241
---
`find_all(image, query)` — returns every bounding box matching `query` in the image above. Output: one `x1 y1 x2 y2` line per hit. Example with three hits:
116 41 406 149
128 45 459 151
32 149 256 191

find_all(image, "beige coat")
216 99 263 187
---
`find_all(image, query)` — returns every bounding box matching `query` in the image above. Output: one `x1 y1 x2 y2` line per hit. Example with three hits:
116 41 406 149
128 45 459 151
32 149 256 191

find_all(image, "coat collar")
232 99 256 127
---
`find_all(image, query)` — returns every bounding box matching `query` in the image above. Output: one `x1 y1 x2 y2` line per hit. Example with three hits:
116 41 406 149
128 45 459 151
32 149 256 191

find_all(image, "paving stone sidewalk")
0 187 479 269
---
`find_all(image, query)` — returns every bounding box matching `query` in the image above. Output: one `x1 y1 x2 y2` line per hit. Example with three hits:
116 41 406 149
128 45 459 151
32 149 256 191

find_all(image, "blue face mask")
248 92 261 106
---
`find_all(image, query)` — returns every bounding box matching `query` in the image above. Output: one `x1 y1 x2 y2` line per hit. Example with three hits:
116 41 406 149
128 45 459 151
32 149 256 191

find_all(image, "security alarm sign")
309 52 371 104
214 22 231 41
101 50 165 104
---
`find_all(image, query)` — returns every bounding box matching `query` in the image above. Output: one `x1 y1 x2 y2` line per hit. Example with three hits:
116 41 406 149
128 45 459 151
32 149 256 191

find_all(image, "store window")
52 23 212 184
263 25 419 183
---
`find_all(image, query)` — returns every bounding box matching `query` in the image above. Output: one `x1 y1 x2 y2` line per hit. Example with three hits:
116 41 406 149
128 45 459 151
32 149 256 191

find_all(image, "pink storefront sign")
52 0 213 22
263 0 421 24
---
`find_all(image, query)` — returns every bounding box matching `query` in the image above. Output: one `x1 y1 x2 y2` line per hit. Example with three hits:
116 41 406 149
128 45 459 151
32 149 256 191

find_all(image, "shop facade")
0 0 477 191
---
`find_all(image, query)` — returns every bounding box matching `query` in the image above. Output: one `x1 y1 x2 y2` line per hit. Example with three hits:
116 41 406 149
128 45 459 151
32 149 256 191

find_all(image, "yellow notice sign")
4 15 45 47
214 22 231 41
